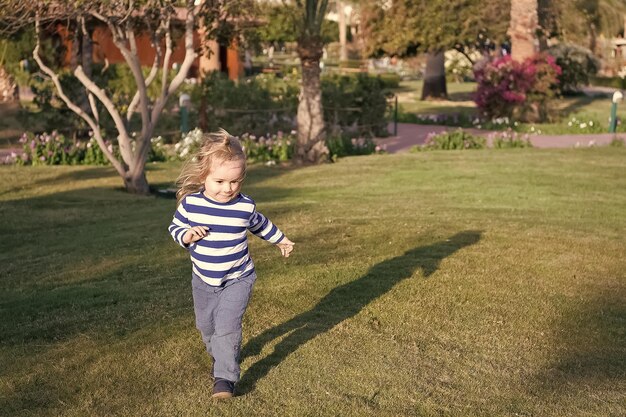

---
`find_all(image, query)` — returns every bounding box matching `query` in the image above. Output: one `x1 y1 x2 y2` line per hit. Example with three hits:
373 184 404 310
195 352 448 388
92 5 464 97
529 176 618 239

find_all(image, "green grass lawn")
1 149 625 416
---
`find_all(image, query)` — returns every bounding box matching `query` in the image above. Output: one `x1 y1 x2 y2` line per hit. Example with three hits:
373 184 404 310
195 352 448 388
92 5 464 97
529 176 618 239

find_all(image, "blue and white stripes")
168 192 284 286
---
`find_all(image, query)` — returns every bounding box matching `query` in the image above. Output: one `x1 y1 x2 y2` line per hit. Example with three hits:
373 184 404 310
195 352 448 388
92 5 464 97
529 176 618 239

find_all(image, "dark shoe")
212 378 235 399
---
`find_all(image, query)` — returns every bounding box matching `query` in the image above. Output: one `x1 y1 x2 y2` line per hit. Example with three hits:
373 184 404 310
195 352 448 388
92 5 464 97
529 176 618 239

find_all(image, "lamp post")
609 90 623 133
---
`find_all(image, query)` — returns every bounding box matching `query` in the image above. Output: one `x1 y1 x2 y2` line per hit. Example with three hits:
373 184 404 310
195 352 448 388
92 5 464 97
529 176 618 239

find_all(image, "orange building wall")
227 43 243 80
56 24 241 80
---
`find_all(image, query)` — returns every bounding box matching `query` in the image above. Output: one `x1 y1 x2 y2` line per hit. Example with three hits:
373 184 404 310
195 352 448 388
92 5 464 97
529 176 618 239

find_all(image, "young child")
168 129 294 399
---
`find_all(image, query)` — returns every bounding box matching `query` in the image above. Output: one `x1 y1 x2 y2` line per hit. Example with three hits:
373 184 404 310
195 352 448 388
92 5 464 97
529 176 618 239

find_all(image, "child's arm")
182 226 210 245
248 208 294 257
277 237 295 257
168 200 209 248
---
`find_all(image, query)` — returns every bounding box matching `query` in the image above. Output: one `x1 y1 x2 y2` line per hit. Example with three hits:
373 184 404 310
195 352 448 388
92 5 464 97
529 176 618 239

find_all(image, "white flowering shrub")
487 130 533 148
445 49 480 82
175 128 296 163
174 128 204 160
240 131 296 163
564 116 604 133
148 136 167 162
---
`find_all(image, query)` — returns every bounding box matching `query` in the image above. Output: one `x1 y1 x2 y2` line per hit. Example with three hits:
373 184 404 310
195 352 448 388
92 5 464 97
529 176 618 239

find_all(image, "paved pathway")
375 123 624 153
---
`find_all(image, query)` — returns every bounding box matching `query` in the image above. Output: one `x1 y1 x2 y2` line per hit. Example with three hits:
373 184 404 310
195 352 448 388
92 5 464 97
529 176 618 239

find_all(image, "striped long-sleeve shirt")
168 192 284 286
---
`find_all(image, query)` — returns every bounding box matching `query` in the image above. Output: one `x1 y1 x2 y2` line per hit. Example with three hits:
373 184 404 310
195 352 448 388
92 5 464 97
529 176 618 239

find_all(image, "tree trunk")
421 51 447 100
0 66 18 102
338 1 348 61
124 166 150 195
509 0 538 61
588 23 597 55
296 37 328 163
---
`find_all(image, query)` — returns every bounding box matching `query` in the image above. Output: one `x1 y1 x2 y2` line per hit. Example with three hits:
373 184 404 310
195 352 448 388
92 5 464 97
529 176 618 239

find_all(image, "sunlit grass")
1 148 625 416
394 80 626 134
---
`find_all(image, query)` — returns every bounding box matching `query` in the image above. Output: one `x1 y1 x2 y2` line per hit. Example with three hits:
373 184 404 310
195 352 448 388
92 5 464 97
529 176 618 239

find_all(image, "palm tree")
295 0 329 163
337 1 348 61
509 0 539 61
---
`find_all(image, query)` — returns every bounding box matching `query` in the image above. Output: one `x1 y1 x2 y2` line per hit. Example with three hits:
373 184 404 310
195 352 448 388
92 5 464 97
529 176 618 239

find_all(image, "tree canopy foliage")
361 0 511 58
254 1 337 46
540 0 626 47
362 0 626 59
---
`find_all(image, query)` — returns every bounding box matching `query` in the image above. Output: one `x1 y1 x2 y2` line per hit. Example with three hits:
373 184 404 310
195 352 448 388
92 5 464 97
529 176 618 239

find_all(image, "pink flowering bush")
13 131 110 166
14 131 166 166
474 53 562 122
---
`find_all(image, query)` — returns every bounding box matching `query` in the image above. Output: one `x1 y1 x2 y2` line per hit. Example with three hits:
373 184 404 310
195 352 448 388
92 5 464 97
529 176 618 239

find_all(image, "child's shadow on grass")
238 230 482 395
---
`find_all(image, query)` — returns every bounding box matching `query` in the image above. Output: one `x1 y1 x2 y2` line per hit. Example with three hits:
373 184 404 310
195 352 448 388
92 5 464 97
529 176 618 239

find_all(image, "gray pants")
191 272 256 383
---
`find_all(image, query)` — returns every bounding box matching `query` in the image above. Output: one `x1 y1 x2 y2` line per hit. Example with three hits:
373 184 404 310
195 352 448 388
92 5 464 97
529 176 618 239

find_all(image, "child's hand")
277 237 295 257
183 226 210 244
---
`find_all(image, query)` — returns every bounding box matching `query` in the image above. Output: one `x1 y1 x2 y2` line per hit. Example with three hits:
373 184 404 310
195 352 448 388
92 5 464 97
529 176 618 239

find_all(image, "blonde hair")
176 129 246 204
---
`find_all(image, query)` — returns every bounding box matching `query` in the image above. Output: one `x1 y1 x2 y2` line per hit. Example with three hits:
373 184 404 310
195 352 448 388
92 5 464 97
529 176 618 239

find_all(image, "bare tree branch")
33 12 125 175
88 92 100 124
143 0 195 167
454 46 476 66
74 65 134 165
126 53 159 123
128 21 138 56
160 14 173 101
90 8 151 144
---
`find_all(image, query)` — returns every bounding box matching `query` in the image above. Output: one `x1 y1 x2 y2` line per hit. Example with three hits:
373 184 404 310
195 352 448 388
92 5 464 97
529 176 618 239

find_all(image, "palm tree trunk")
296 37 328 163
338 1 347 61
588 23 597 54
509 0 538 61
421 51 447 100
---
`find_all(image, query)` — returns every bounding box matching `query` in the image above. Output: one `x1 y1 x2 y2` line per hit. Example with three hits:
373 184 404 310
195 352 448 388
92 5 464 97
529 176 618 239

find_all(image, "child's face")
203 158 246 203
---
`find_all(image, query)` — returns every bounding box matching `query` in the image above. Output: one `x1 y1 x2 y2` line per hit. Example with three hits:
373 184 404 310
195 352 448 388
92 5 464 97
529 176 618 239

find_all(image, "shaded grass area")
1 149 625 416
